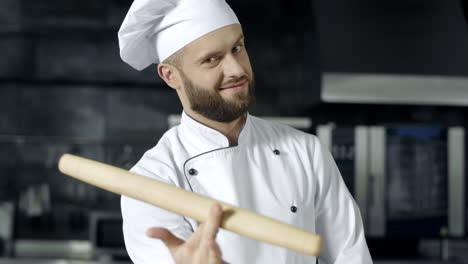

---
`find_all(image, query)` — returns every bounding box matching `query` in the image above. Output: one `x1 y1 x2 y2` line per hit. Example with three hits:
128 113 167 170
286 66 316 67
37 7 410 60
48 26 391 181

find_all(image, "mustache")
220 76 250 88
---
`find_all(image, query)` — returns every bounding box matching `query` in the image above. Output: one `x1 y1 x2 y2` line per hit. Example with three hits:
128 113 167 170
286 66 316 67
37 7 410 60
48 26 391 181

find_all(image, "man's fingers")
203 203 223 240
146 227 184 251
147 205 224 263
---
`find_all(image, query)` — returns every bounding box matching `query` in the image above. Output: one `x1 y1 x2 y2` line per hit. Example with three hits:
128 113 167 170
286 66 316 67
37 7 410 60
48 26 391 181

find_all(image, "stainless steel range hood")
321 73 468 106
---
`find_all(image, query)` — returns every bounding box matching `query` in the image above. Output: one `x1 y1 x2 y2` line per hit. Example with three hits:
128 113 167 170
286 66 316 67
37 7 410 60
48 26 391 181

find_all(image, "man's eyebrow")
235 33 245 42
196 33 245 63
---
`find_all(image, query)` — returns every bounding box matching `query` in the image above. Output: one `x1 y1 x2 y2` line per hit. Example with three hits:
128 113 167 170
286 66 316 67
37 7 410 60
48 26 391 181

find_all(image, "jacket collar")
179 111 251 150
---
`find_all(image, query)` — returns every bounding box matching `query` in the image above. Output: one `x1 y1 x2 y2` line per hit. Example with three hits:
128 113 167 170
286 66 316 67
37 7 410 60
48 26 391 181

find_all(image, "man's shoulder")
130 126 184 180
139 126 179 158
249 115 317 143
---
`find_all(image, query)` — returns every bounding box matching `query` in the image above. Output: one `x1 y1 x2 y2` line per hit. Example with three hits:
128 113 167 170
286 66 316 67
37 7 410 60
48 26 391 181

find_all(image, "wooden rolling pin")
58 153 323 256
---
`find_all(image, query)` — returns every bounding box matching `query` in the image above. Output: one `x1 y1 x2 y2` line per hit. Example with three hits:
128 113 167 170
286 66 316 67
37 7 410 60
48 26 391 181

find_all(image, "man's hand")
146 204 228 264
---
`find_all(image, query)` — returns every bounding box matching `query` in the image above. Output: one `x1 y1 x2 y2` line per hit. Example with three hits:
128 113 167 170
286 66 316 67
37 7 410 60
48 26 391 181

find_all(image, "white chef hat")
118 0 240 71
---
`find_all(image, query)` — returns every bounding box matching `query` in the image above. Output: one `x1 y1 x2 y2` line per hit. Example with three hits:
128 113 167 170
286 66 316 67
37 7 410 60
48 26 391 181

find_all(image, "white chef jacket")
121 111 373 264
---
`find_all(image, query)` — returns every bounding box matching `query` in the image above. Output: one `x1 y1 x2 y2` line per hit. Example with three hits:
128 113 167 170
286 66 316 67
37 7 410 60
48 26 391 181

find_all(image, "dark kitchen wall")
0 0 321 117
314 0 468 75
310 0 468 132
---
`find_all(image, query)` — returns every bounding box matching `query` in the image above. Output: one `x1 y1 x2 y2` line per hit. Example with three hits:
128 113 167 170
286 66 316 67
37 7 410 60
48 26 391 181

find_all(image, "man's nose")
223 55 246 78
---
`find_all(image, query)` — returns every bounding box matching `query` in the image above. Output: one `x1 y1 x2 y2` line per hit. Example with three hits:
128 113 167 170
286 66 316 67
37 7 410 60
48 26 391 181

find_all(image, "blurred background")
1 0 468 263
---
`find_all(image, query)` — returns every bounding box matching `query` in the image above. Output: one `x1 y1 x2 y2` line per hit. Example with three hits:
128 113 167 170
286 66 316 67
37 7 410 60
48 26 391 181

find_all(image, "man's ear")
157 64 181 90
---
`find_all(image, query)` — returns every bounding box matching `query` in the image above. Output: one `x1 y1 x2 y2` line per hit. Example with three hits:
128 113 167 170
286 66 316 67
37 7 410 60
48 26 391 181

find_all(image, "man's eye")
204 57 217 64
233 45 243 53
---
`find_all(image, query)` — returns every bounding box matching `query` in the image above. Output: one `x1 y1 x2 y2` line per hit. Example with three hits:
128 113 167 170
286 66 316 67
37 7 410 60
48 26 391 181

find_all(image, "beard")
181 72 256 123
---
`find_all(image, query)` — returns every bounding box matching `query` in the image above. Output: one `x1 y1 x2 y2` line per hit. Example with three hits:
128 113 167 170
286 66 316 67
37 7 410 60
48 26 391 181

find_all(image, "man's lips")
219 80 247 90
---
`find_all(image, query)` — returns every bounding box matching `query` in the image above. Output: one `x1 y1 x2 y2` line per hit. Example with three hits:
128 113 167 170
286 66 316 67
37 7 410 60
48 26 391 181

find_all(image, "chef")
118 0 373 263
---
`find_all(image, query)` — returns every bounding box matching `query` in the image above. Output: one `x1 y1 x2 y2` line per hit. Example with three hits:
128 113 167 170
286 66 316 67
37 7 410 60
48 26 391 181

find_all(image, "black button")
188 168 197 175
290 206 297 213
273 149 280 155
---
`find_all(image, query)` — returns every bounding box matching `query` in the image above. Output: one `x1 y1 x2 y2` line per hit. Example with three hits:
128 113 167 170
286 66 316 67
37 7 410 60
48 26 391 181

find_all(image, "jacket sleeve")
312 138 373 264
121 156 194 264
